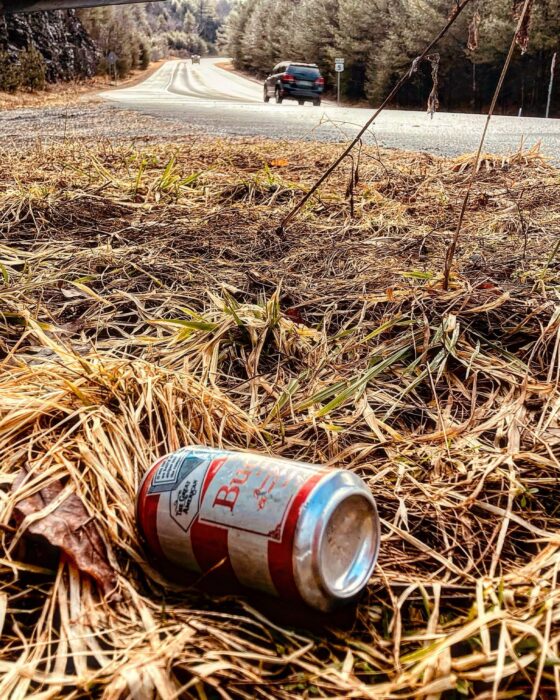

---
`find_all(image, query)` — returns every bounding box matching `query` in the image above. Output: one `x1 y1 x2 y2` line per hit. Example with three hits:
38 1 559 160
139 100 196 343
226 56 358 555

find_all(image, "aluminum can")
136 446 380 611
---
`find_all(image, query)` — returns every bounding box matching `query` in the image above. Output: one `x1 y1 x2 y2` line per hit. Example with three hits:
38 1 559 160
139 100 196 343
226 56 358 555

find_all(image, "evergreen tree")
0 51 22 92
19 47 46 91
222 0 560 115
78 0 232 81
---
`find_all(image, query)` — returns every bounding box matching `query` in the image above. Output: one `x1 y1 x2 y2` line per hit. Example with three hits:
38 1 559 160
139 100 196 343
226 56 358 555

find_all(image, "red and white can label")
138 448 325 599
198 453 312 538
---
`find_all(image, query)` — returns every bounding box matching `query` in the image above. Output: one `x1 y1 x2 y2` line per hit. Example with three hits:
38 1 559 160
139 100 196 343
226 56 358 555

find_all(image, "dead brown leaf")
514 0 534 54
12 472 118 599
467 9 481 51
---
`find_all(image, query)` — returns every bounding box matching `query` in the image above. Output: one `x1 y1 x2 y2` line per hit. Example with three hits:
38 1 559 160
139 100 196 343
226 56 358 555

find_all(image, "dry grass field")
1 136 559 697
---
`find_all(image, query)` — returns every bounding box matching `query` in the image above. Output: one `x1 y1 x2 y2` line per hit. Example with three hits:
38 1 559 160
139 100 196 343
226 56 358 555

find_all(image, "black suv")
264 62 324 106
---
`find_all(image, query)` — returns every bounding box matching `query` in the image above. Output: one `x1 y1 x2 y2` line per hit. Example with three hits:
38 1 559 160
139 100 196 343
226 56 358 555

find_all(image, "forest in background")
0 0 231 91
80 0 232 78
222 0 560 116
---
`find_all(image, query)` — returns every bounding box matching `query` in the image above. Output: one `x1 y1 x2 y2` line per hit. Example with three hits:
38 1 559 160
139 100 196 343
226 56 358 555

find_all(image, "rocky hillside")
0 10 98 82
0 0 232 89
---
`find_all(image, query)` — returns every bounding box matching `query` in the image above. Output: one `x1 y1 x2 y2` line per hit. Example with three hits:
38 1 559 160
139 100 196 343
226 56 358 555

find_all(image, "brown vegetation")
0 60 167 111
1 137 560 697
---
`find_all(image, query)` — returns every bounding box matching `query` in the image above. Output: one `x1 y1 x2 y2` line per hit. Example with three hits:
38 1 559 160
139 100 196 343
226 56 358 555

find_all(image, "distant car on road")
191 54 201 64
264 62 324 106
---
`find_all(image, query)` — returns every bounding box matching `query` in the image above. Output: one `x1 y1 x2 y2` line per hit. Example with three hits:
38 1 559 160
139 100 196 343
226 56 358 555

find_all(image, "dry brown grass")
0 61 166 111
0 80 104 111
1 136 560 698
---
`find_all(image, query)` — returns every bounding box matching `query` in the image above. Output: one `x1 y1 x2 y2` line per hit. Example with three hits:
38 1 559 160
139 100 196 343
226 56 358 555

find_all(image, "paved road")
101 58 560 160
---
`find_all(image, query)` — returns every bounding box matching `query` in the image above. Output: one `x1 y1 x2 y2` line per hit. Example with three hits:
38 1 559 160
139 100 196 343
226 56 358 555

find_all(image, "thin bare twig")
442 0 534 290
277 0 476 233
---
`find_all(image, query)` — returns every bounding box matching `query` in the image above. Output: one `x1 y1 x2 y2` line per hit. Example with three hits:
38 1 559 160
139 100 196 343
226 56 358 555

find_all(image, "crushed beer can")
136 446 380 611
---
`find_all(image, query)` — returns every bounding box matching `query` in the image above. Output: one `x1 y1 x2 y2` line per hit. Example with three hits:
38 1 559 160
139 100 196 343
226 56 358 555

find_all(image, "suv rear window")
287 65 320 79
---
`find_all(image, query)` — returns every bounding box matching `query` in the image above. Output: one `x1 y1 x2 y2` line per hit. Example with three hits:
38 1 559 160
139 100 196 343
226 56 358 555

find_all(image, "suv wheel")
298 99 304 106
264 87 270 103
313 98 321 107
275 87 283 104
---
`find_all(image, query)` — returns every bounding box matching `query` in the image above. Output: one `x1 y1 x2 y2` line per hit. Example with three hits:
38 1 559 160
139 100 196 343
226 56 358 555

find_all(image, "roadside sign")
334 58 344 106
107 51 118 83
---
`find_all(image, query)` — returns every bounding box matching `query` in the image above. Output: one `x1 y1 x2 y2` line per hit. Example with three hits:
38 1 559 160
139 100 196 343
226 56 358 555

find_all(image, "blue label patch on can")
148 450 204 494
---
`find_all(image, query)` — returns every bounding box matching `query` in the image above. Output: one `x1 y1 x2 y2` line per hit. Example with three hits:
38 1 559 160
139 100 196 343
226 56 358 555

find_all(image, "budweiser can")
136 447 380 611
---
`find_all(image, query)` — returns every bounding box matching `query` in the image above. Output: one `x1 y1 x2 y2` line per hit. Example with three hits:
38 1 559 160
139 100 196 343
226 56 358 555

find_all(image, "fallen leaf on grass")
285 307 304 324
269 158 289 167
12 472 118 599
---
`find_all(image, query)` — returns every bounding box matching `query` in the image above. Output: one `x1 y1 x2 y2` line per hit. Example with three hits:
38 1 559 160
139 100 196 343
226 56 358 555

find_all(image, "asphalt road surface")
101 58 560 160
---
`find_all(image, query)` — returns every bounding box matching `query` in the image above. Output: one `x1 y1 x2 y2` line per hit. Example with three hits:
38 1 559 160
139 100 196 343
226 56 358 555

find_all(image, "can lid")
293 471 380 610
315 489 379 601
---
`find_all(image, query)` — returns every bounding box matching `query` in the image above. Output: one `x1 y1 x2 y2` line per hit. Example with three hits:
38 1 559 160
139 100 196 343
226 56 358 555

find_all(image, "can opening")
318 493 377 597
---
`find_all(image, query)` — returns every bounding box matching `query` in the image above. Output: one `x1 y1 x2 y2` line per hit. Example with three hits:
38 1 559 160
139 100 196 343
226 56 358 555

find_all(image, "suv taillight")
315 76 325 86
281 73 295 82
